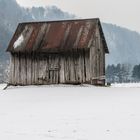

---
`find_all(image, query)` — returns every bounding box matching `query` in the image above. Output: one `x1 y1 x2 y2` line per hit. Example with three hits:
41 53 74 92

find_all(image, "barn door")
48 54 60 84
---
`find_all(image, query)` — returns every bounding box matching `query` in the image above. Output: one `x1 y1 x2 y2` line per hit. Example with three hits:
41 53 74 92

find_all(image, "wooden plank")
26 54 32 85
48 54 52 84
96 38 99 79
85 50 90 83
18 53 21 85
75 50 80 83
69 52 73 83
96 37 99 79
80 50 84 83
38 54 43 85
53 54 57 84
83 51 85 83
14 54 18 85
59 54 65 83
64 54 67 83
20 54 24 85
45 55 49 84
51 54 54 84
67 53 70 83
82 50 86 83
31 53 35 84
36 54 40 85
100 37 105 77
10 54 15 85
13 54 17 85
79 51 83 83
72 51 76 83
34 54 37 84
20 53 26 85
90 36 97 83
66 53 70 83
72 52 76 83
73 52 77 82
100 37 105 85
55 54 59 84
24 54 27 85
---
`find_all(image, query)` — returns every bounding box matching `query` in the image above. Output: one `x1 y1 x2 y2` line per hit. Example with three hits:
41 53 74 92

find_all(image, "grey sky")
16 0 140 32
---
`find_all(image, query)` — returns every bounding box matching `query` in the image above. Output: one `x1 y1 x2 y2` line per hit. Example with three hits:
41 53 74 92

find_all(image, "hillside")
0 0 75 61
1 0 140 65
0 0 75 81
0 0 140 81
103 23 140 65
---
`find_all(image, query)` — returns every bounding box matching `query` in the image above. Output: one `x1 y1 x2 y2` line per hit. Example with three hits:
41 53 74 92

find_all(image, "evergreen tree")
106 63 132 83
132 64 140 81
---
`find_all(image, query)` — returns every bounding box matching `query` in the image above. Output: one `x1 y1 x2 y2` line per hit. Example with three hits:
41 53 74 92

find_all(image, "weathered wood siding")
9 49 91 85
89 24 105 85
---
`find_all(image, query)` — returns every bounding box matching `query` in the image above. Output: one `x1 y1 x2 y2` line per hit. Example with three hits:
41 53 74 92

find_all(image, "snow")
13 34 24 49
31 14 36 20
0 84 140 140
0 84 7 90
112 83 140 88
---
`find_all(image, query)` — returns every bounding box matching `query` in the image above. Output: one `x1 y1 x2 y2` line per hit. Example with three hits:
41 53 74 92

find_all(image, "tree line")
106 64 140 83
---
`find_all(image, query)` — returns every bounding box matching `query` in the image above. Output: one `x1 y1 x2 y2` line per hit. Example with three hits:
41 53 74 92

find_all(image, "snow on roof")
13 34 24 49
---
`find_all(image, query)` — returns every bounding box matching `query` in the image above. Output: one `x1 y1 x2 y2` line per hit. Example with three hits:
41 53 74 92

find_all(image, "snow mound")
0 84 7 90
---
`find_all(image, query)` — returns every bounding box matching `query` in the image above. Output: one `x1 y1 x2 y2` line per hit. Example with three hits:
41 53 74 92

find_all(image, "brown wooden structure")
7 18 109 86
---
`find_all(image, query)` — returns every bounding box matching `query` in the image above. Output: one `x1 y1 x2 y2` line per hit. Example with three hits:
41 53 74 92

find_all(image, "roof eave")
97 19 109 54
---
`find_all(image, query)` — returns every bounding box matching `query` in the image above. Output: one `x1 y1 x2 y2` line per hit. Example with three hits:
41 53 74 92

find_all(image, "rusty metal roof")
7 18 109 53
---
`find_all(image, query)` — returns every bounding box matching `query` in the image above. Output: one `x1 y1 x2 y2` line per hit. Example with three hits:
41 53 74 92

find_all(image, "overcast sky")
16 0 140 33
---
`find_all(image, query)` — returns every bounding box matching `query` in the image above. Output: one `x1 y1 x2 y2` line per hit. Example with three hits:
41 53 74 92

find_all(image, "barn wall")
89 24 105 85
9 53 15 84
10 50 91 85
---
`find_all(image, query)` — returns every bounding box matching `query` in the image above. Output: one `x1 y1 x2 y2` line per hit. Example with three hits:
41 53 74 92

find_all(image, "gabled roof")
6 18 109 53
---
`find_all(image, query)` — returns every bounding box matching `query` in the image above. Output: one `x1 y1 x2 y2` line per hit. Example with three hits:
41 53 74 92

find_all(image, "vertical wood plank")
26 54 32 85
85 50 90 83
59 54 65 83
10 53 15 85
34 54 37 84
45 55 49 84
20 53 26 85
31 53 35 84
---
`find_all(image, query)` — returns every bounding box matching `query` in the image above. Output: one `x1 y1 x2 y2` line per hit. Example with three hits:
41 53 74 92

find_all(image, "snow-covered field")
112 83 140 88
0 84 140 140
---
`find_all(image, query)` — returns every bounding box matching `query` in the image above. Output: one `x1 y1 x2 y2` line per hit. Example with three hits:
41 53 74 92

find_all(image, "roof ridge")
19 18 100 25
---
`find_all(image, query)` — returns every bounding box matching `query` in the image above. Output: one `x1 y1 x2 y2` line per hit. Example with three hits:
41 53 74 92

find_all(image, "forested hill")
0 0 75 61
102 23 140 65
0 0 140 66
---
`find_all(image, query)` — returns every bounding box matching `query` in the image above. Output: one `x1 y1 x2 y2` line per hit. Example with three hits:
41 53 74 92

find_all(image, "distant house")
6 18 109 86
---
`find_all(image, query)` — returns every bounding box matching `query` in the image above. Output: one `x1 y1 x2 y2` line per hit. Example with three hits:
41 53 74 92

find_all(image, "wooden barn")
6 18 109 86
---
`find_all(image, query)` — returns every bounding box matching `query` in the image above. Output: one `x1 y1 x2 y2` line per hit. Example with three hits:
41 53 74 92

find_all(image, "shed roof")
7 18 109 53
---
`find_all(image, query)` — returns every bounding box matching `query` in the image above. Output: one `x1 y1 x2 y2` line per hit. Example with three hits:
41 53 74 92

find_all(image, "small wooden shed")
7 18 109 86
